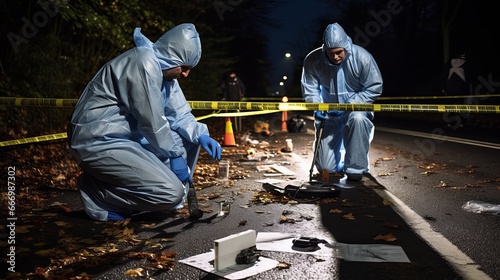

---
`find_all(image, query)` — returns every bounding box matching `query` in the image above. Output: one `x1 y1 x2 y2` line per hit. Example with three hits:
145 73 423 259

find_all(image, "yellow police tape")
187 101 500 113
2 96 499 147
0 111 281 147
246 94 499 101
0 133 68 147
1 96 500 113
0 97 78 107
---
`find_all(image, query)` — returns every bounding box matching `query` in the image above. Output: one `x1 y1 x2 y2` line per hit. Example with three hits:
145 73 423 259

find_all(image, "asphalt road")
3 111 499 280
370 118 500 280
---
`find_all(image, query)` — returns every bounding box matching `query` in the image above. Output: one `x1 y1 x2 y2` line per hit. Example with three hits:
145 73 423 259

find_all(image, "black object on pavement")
263 182 340 199
292 237 328 248
235 246 260 264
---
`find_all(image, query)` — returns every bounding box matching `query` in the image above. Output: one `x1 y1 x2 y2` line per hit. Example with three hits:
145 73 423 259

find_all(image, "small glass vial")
218 201 231 216
285 139 293 152
218 160 230 179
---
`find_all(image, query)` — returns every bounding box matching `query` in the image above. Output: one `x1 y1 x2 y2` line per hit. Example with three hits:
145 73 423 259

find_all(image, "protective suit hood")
322 23 352 65
133 23 201 70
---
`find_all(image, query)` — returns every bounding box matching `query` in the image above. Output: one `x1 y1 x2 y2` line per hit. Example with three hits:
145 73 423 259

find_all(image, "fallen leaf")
342 213 355 220
276 261 291 269
384 223 399 229
382 199 392 206
15 225 31 233
435 181 448 188
122 227 134 235
124 268 143 277
320 197 337 203
53 174 66 181
54 221 68 227
373 233 397 242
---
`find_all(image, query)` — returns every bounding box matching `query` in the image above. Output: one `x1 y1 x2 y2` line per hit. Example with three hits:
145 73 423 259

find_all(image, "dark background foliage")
0 0 498 139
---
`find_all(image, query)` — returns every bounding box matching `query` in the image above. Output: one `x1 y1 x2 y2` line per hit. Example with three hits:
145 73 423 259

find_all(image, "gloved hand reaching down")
199 135 222 161
170 156 192 184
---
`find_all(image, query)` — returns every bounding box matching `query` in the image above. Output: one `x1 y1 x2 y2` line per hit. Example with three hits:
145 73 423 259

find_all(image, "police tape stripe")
0 111 280 147
0 133 68 147
1 97 499 113
245 94 499 101
1 97 78 107
188 101 500 113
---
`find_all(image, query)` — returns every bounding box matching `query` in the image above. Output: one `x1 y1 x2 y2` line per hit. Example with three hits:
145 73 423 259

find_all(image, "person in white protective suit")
68 23 222 221
301 23 383 181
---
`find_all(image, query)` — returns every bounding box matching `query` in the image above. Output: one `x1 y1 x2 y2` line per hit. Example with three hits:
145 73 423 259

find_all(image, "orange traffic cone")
281 96 288 132
223 117 237 146
282 110 288 132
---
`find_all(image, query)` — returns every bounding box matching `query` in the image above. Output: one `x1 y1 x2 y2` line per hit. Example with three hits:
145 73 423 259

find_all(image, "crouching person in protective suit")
301 23 382 181
68 23 222 221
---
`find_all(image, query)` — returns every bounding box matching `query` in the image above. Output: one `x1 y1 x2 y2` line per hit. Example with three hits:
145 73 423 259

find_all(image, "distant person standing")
442 51 473 127
221 72 246 131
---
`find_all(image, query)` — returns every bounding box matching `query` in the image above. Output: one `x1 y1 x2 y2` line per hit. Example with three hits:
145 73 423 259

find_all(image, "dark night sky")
265 1 333 95
261 1 500 98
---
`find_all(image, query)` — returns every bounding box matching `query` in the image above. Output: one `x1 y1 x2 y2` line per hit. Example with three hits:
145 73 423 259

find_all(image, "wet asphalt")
5 112 497 280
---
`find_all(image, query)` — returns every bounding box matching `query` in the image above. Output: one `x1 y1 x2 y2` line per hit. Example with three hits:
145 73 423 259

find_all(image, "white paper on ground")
263 173 284 177
270 164 296 176
255 178 286 184
255 232 410 263
178 250 279 280
256 232 334 256
334 243 410 262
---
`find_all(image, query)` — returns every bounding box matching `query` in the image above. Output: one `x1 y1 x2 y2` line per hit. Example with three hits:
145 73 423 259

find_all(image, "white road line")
374 189 492 280
376 126 500 150
290 151 492 280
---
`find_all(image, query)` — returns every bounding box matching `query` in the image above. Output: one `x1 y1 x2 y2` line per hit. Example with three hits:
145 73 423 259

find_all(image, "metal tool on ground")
309 116 325 182
235 246 260 264
292 237 328 248
263 182 340 199
187 182 203 219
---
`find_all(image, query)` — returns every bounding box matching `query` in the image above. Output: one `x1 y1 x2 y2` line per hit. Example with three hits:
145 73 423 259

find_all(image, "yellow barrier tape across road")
188 101 500 113
1 97 499 113
0 97 78 107
246 94 500 101
0 132 68 147
0 110 280 147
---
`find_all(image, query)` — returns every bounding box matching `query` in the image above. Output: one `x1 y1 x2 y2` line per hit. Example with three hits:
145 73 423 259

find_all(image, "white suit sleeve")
301 56 323 103
125 50 182 158
347 49 383 104
164 80 209 144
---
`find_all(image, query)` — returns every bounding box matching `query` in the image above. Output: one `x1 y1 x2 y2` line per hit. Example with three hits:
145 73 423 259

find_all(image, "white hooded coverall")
301 23 383 175
68 24 208 221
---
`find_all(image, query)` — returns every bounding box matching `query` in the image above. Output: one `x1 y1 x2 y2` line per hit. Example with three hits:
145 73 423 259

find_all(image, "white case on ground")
214 229 256 271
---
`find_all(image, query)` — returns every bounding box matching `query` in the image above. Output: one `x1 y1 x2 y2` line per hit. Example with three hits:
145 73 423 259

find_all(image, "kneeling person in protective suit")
301 23 383 181
68 23 222 221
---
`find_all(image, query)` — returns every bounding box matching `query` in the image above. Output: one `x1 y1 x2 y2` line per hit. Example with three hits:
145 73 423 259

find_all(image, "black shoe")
346 173 363 182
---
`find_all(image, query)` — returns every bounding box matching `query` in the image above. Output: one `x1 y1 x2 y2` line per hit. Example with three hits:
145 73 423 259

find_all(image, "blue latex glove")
314 110 327 121
170 156 192 183
327 110 343 116
199 135 222 160
107 211 125 221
